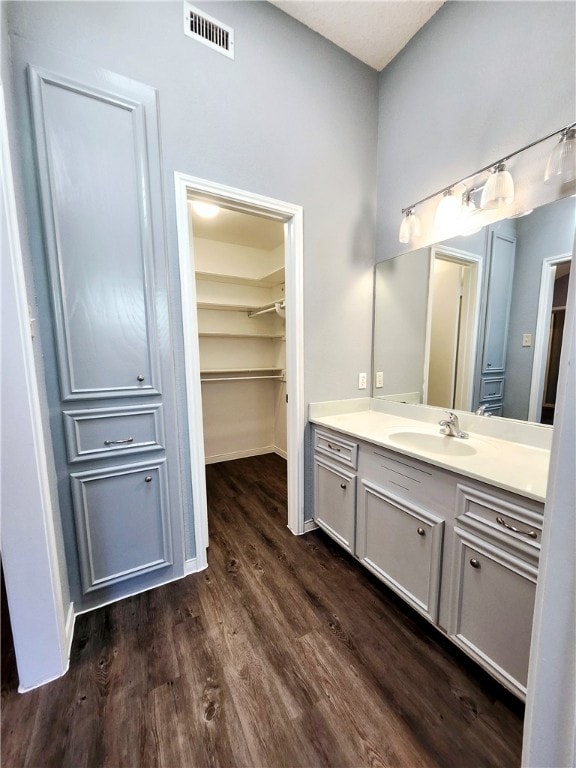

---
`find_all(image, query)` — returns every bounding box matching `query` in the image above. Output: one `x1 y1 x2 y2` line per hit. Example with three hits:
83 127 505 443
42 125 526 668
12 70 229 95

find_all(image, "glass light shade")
544 129 576 184
191 200 220 218
434 190 461 231
480 164 514 209
398 210 421 243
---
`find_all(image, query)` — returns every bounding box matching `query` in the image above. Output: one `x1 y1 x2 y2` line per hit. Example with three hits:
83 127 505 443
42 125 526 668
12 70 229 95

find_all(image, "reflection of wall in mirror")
505 196 575 420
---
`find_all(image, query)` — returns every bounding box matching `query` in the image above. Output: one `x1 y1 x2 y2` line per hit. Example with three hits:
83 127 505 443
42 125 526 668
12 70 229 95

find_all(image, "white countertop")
310 407 549 503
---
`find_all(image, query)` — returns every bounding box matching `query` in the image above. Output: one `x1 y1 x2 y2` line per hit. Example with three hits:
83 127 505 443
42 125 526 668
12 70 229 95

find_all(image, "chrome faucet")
475 404 492 417
439 411 469 439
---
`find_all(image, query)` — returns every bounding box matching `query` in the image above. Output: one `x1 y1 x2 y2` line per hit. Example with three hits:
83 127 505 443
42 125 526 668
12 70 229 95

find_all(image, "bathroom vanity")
310 400 549 700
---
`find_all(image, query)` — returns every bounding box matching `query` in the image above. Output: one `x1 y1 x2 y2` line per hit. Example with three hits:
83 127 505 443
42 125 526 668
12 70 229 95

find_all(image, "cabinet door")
314 457 356 552
71 461 173 594
482 232 516 375
356 480 444 622
28 65 161 400
449 528 537 698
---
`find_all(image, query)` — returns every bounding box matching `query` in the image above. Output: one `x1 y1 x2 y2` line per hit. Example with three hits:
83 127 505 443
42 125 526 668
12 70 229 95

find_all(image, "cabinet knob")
137 374 145 382
417 527 425 536
470 558 481 569
340 482 347 490
145 475 152 483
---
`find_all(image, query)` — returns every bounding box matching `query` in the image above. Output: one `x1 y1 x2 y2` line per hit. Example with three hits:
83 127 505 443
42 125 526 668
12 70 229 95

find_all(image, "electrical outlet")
358 372 367 390
522 333 532 347
375 371 384 388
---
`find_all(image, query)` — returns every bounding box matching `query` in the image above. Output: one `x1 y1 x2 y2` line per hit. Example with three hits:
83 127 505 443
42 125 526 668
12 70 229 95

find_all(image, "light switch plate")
375 371 384 388
522 333 532 347
358 372 367 390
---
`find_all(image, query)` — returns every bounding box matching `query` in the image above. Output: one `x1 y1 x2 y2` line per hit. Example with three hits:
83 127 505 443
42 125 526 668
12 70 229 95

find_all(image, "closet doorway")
175 174 304 562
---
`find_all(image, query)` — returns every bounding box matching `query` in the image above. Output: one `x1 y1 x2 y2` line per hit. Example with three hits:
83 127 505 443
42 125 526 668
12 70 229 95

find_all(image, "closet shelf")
197 297 284 313
196 266 284 288
200 367 286 383
198 332 285 340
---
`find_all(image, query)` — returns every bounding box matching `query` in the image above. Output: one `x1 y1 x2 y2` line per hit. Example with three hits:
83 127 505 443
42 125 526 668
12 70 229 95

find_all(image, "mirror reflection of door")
425 252 480 410
541 261 571 424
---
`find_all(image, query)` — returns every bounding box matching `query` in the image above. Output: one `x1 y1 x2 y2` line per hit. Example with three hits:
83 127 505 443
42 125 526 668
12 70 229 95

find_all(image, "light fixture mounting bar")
401 121 576 214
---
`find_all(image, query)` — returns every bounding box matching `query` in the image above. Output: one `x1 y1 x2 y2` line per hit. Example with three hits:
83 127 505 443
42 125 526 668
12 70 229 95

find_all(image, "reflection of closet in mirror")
424 249 481 411
531 259 571 424
191 206 287 463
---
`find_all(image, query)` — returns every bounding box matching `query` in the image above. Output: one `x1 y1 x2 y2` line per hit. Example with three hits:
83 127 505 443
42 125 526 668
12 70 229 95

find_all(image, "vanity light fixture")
398 120 576 242
461 188 482 234
434 187 462 231
480 161 515 209
398 207 421 243
544 127 576 184
191 200 220 218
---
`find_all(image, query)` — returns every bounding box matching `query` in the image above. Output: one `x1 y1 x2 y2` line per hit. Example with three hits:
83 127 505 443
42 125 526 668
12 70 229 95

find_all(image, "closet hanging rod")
200 374 284 382
248 300 285 318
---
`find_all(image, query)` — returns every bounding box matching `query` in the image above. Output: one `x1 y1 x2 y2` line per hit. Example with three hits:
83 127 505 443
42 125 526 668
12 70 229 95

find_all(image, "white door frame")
528 253 571 422
174 173 305 566
423 246 483 410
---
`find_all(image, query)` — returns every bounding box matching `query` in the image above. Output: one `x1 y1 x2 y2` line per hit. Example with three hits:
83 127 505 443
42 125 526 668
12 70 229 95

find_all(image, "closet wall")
192 209 286 463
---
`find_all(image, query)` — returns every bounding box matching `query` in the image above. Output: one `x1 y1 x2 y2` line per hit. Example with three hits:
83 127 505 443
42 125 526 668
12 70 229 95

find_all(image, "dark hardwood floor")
1 453 524 767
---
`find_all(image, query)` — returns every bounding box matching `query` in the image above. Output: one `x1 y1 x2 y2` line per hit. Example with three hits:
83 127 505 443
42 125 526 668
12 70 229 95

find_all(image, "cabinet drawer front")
449 529 536 698
314 429 358 470
480 377 504 401
314 458 356 552
360 446 456 515
456 484 542 556
64 405 165 462
357 481 444 622
71 460 173 593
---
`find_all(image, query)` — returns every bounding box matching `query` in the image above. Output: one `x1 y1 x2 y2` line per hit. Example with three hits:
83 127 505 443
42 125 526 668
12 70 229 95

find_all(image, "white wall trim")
174 172 306 550
303 519 319 534
205 446 276 464
1 81 71 688
528 252 572 422
184 557 203 576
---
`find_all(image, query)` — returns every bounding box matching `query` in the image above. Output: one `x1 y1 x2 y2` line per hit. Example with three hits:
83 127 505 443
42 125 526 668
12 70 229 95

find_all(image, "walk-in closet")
190 202 287 466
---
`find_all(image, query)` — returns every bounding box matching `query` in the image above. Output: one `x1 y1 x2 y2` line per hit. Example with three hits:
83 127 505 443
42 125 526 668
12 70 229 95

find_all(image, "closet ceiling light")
544 127 576 184
191 200 221 218
480 162 514 209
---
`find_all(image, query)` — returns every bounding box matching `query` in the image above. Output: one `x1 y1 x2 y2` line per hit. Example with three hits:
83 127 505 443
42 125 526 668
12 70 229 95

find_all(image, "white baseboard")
64 601 75 660
205 446 275 464
303 519 318 533
184 556 207 575
273 446 288 460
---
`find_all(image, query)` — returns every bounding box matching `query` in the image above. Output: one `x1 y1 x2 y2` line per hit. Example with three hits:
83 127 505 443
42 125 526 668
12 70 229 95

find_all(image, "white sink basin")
387 429 478 457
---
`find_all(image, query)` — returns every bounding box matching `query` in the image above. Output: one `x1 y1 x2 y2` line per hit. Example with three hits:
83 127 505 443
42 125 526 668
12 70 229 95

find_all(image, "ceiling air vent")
184 3 235 59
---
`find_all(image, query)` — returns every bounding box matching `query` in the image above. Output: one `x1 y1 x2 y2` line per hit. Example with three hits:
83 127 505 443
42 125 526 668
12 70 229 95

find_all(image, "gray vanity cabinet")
19 41 185 608
313 430 358 552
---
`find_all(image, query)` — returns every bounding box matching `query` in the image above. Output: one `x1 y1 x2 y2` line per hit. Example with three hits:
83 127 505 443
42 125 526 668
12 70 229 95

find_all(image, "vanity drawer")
314 428 358 470
360 445 456 515
63 405 165 462
480 377 505 401
455 483 542 558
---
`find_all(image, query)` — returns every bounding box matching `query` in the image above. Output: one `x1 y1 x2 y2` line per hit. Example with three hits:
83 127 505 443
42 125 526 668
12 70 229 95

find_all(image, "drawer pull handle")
145 475 153 483
104 437 134 446
417 527 426 536
137 374 145 382
340 483 347 490
327 443 342 452
470 558 481 569
496 516 537 539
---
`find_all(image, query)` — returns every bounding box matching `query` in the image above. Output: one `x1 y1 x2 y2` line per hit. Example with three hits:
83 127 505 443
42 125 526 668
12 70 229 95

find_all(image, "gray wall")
504 196 576 419
376 1 576 262
7 0 378 406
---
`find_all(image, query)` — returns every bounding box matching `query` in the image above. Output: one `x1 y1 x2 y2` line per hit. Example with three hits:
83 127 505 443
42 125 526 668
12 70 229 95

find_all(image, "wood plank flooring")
1 453 524 767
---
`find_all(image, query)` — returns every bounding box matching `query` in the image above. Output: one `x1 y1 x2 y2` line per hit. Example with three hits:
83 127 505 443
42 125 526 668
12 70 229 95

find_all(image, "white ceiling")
269 1 445 71
190 203 285 250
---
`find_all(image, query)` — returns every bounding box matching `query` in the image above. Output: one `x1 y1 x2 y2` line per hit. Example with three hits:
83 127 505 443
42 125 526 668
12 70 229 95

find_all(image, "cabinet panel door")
71 461 173 594
482 232 516 374
314 457 356 552
357 481 444 622
28 66 161 399
449 529 536 697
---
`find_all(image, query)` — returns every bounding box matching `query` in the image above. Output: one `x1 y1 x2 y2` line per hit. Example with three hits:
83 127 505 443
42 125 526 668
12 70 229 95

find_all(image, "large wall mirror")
373 194 575 425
